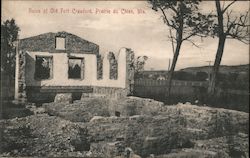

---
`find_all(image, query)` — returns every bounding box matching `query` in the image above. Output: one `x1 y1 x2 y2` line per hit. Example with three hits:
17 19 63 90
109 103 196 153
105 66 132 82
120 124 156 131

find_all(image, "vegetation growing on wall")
97 54 103 80
108 52 118 80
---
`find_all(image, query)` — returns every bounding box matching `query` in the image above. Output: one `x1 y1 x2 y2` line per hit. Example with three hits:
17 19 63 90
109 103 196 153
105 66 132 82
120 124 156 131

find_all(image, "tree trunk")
166 41 182 97
208 0 226 95
208 35 226 95
166 1 184 98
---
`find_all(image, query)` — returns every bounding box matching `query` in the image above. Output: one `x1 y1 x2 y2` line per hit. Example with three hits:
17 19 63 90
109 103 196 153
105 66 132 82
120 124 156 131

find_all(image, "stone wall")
125 48 135 96
96 54 103 80
107 52 118 80
15 50 27 102
16 47 135 102
19 31 99 55
92 86 128 99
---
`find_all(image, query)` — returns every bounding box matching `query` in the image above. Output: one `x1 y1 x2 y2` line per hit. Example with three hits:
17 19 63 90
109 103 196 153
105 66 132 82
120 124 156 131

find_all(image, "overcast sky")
2 1 249 70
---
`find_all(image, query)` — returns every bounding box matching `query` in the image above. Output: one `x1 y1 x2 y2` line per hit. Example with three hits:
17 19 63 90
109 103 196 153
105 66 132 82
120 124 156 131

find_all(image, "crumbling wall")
96 54 103 80
15 51 27 102
91 48 135 98
108 52 118 80
25 52 97 86
92 86 128 99
22 48 135 102
125 48 135 96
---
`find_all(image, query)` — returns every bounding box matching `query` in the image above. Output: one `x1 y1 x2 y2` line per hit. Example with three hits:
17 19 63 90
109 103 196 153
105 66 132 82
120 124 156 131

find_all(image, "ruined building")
15 31 135 103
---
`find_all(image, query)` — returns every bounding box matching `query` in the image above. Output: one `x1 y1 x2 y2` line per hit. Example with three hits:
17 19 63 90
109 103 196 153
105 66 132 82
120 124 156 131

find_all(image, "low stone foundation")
54 93 73 103
26 91 56 103
26 86 128 103
92 86 128 99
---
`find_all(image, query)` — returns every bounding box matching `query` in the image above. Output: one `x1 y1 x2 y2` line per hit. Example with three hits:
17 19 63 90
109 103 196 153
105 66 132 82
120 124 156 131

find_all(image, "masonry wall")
15 50 27 102
20 48 134 101
25 52 97 87
25 48 130 88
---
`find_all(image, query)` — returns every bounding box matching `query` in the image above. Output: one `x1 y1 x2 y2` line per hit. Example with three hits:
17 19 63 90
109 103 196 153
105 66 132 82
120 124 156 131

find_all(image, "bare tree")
208 0 250 95
149 0 213 96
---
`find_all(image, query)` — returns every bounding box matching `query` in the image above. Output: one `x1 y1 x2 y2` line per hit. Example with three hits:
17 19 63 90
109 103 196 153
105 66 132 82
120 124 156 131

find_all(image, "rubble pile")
0 114 89 157
1 97 249 157
160 103 249 139
114 97 164 116
1 101 33 119
43 98 111 122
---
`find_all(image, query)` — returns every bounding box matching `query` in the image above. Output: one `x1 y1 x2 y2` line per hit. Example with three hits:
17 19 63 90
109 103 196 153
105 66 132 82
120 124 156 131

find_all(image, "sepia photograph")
1 0 249 157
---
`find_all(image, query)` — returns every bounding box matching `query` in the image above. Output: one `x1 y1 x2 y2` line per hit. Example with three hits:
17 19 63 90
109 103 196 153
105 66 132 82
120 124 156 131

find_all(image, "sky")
2 0 249 70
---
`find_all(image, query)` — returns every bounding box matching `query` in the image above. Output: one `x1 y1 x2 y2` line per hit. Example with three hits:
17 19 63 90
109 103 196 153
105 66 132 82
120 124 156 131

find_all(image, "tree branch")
182 31 207 41
227 34 250 44
225 11 249 44
169 5 178 14
222 0 236 14
185 39 201 48
159 7 178 30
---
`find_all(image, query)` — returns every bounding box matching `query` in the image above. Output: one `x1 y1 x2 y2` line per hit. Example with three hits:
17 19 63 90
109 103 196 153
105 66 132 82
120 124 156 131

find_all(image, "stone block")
54 93 72 103
90 141 125 157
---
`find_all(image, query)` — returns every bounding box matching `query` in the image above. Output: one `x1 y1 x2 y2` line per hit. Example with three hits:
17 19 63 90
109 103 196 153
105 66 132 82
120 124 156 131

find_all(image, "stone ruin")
15 32 135 103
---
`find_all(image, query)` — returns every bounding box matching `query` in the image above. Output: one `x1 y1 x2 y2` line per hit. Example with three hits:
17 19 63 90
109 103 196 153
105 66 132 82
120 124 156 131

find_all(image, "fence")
133 79 249 112
134 79 208 87
134 79 208 102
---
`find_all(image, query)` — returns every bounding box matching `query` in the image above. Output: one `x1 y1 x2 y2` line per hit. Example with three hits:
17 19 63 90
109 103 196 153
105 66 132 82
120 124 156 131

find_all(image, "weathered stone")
125 48 135 96
90 141 125 157
152 148 228 158
16 50 27 102
161 103 249 139
81 93 90 99
54 93 72 103
93 87 128 99
193 133 249 158
97 54 104 80
0 114 89 157
1 98 249 157
44 98 111 122
108 52 118 80
113 96 164 116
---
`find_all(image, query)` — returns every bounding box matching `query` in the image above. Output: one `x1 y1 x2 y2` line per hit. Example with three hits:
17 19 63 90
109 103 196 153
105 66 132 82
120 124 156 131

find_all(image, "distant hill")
180 64 249 74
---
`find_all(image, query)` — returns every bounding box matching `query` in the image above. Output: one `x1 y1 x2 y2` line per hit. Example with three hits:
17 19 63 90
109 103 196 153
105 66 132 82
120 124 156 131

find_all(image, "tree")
149 0 213 96
1 19 20 78
208 0 249 94
133 56 148 73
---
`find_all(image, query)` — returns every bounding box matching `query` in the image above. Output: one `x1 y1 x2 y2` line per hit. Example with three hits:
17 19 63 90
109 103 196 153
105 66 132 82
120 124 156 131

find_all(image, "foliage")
1 19 20 77
133 56 148 73
150 0 214 47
